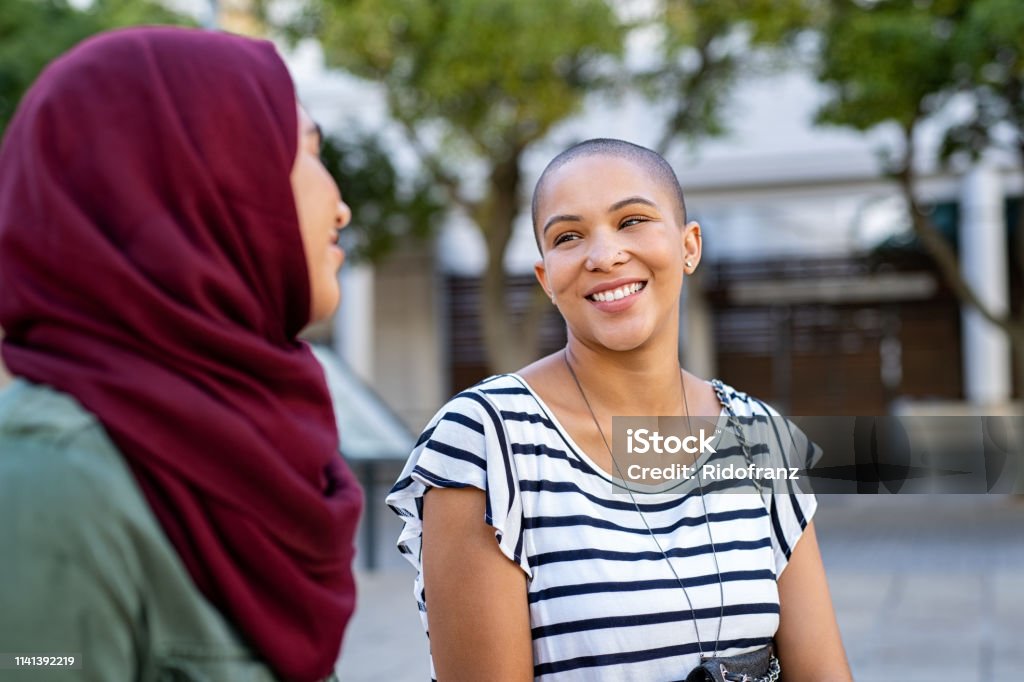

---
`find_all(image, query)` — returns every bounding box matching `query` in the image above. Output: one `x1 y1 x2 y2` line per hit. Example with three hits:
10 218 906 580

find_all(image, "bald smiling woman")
388 139 853 682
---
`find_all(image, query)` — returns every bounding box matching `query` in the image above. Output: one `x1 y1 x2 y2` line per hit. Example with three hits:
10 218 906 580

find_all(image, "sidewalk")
817 495 1024 680
337 495 1024 681
336 569 430 681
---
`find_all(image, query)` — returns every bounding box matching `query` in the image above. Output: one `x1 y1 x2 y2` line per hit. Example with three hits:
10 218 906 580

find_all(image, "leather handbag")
684 643 781 682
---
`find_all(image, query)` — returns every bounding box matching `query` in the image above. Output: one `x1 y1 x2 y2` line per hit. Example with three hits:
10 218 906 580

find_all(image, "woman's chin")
309 285 341 325
590 327 654 353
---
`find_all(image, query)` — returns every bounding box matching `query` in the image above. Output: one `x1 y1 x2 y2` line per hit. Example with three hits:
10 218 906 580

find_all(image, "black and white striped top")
387 374 818 681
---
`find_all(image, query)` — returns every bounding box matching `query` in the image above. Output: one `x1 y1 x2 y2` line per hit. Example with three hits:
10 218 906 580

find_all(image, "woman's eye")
553 233 579 246
621 216 648 228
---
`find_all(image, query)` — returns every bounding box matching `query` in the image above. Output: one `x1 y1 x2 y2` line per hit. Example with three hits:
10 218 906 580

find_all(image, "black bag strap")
710 379 766 499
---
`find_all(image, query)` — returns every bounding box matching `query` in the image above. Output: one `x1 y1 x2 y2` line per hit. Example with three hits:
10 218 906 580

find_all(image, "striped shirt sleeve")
386 391 531 577
757 403 821 577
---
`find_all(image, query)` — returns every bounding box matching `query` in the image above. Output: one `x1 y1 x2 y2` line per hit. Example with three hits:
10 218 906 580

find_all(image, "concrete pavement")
336 494 1024 681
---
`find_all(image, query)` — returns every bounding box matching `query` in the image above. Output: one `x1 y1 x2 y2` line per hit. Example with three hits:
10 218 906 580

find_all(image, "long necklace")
563 348 726 661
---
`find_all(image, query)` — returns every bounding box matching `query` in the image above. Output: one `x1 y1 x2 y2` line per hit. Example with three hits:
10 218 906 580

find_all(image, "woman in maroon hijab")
0 27 363 682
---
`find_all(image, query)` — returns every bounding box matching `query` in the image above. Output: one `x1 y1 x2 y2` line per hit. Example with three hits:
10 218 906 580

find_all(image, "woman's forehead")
539 154 670 209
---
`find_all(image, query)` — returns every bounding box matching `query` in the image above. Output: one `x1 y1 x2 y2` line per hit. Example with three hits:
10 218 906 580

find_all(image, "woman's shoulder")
709 378 780 418
0 379 97 443
424 374 536 423
0 379 132 493
0 380 159 567
470 373 534 395
0 382 278 680
0 380 149 605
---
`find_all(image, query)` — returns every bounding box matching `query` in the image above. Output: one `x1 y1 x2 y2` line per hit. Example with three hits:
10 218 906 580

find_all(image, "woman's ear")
534 260 554 303
682 221 702 273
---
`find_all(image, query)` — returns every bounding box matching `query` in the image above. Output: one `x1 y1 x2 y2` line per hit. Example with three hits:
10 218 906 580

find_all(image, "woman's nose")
337 199 352 229
585 232 627 271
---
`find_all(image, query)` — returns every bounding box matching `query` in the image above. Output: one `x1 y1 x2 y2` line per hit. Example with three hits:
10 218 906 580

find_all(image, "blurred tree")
296 0 624 372
645 0 822 155
0 0 189 134
941 0 1024 164
816 0 1024 398
319 131 444 263
631 0 820 378
295 0 818 374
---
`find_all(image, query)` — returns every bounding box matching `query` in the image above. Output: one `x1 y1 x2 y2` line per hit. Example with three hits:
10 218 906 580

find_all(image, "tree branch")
897 124 1022 336
393 114 478 216
654 37 731 155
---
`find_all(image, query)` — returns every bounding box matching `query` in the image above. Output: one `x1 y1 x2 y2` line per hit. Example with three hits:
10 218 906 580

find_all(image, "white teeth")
590 282 645 302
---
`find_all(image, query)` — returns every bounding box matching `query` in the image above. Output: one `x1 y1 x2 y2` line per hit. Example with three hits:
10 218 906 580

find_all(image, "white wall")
370 247 446 432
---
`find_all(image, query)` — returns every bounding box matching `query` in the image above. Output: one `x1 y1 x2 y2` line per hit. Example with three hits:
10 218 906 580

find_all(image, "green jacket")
0 380 336 681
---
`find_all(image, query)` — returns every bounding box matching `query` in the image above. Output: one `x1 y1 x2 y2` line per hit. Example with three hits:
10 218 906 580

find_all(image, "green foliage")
815 0 1024 360
661 0 818 51
816 0 961 132
319 132 444 263
0 0 98 131
644 0 820 149
943 0 1024 159
286 0 825 369
816 0 1024 157
289 0 629 369
306 0 623 157
0 0 190 134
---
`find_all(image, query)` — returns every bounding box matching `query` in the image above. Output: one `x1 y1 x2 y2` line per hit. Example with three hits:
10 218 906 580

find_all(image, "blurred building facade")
0 38 1016 421
292 50 1020 427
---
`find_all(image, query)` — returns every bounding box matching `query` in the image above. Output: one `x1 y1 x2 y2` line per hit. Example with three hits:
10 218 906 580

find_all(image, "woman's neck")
562 335 686 417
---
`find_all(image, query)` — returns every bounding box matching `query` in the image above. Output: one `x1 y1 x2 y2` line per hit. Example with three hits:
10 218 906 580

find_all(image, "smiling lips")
586 281 647 302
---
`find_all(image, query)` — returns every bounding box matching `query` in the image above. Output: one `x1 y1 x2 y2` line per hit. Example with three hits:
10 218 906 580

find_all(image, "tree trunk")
1015 142 1024 400
893 133 1024 494
1014 334 1024 496
894 126 1024 397
477 149 543 373
1016 328 1024 409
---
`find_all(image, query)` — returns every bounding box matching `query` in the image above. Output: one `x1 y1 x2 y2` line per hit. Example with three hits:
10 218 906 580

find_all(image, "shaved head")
531 138 687 251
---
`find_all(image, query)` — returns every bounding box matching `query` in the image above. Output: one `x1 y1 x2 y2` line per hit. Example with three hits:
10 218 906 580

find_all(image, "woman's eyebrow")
542 213 582 235
608 196 657 213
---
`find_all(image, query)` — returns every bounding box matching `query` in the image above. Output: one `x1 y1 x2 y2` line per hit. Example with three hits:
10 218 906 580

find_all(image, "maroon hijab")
0 27 362 681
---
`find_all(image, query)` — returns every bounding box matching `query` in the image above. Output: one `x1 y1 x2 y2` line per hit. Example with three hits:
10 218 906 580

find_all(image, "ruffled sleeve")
759 408 821 577
386 390 531 578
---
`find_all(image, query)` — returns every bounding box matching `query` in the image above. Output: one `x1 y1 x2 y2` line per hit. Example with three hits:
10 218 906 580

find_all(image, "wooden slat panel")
447 276 566 393
708 255 965 414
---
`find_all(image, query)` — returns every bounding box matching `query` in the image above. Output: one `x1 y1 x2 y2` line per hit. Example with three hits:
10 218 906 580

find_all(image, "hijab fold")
0 27 362 682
